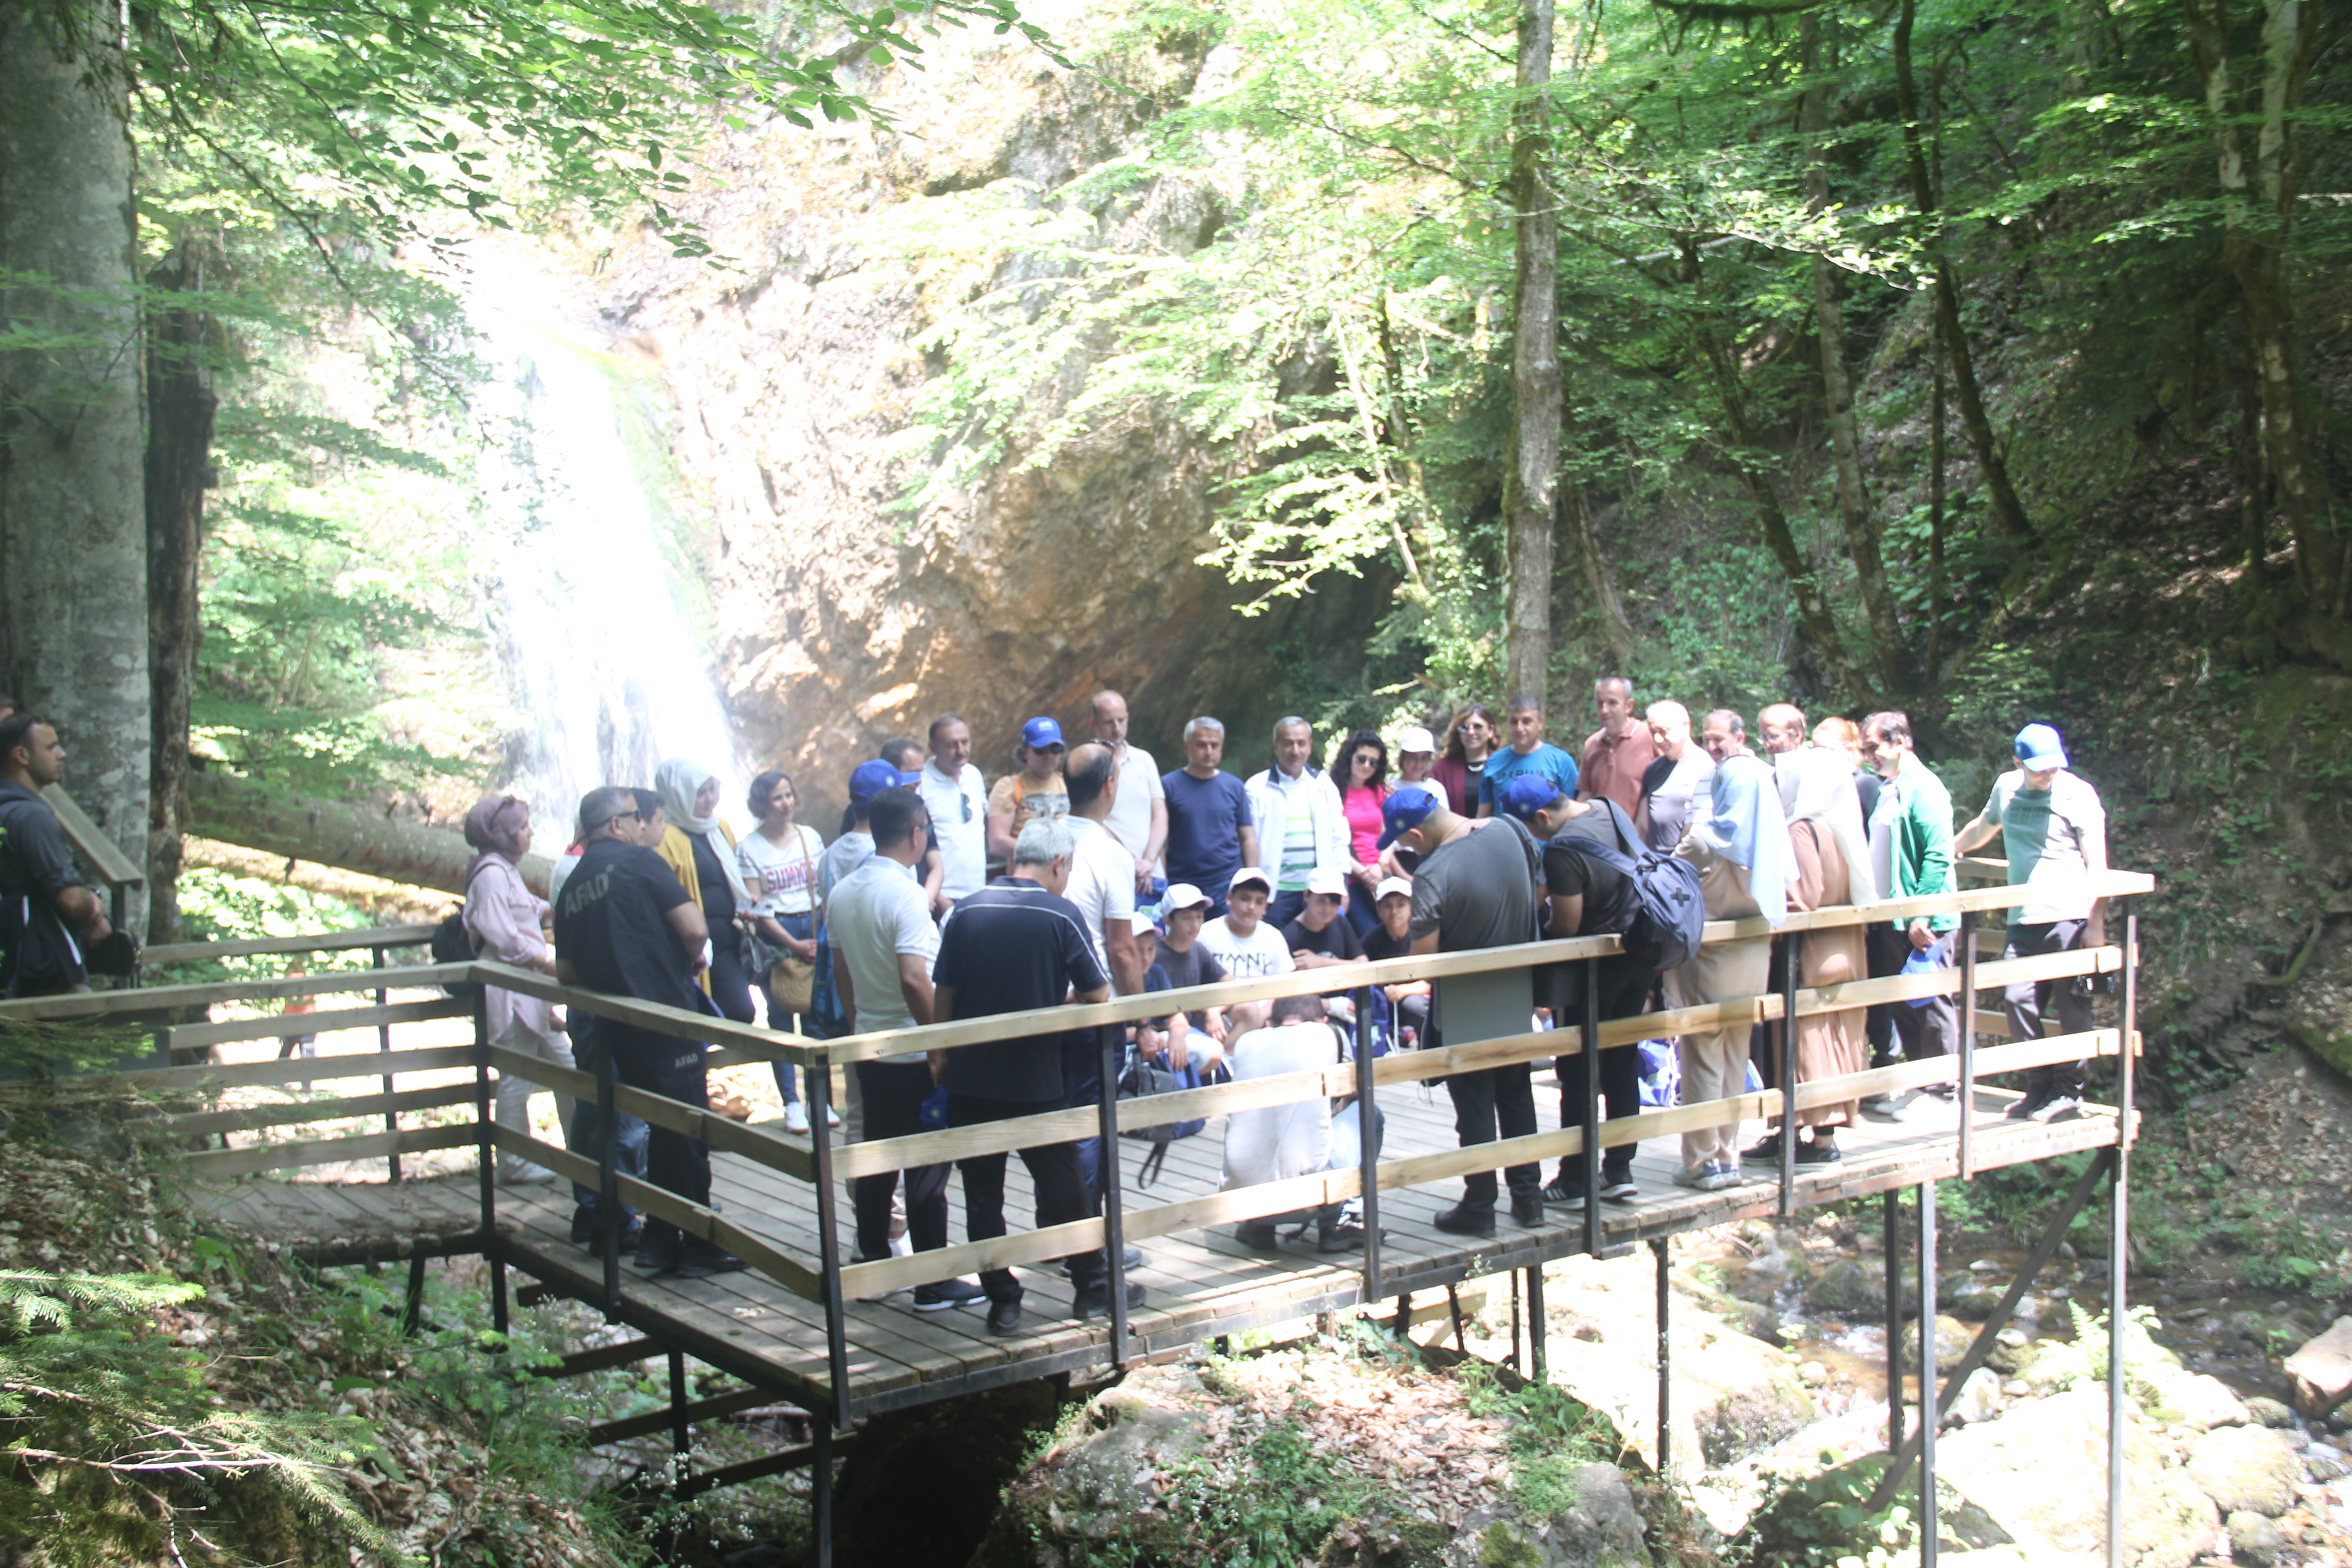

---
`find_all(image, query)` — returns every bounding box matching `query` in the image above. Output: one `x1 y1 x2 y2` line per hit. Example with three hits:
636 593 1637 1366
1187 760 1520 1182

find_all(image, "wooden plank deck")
201 1066 2123 1416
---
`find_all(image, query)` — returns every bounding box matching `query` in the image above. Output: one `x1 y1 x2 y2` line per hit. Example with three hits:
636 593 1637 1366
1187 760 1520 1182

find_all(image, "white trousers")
494 1028 577 1181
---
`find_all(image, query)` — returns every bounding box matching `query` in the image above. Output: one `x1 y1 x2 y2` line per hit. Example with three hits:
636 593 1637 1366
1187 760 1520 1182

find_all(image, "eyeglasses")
604 810 640 828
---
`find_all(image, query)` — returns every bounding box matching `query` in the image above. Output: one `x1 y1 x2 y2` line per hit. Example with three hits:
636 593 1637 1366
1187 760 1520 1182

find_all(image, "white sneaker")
784 1102 811 1134
2030 1096 2084 1124
824 1104 842 1128
889 1232 913 1258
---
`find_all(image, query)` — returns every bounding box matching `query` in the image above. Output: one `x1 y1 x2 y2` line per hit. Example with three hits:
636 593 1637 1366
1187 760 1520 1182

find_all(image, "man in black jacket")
0 713 132 998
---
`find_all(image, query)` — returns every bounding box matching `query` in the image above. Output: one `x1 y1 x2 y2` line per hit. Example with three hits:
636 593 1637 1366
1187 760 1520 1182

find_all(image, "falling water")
468 296 743 837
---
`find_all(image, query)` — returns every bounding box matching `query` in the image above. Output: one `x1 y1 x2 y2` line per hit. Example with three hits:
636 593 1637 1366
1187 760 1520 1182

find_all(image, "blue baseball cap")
1376 784 1442 849
2014 723 2068 771
1498 774 1565 822
849 758 920 804
1021 715 1064 750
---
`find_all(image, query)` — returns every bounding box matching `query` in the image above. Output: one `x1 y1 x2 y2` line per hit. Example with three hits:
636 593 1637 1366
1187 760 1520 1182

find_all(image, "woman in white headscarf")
653 757 760 1025
461 794 574 1185
1765 747 1878 1162
1667 741 1799 1192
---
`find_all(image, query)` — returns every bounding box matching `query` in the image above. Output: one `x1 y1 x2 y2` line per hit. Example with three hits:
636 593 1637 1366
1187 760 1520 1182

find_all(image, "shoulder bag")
764 829 821 1018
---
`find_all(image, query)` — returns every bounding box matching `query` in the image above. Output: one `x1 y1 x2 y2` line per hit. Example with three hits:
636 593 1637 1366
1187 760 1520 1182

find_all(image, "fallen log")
185 771 553 897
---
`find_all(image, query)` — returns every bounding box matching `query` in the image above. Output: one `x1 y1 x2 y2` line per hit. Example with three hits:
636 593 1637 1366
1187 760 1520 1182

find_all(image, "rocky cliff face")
530 0 1395 823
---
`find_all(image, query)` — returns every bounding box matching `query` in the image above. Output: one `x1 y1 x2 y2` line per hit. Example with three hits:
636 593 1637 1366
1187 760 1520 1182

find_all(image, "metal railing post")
1353 985 1381 1294
1581 955 1602 1258
668 1348 692 1490
1097 1022 1130 1364
1885 1187 1904 1455
598 1042 622 1315
806 1054 851 1421
1957 910 1978 1178
473 987 495 1240
812 1419 836 1568
1778 934 1800 1216
376 945 400 1183
1525 1264 1546 1383
1920 1179 1939 1568
2108 903 2136 1568
1652 1237 1671 1474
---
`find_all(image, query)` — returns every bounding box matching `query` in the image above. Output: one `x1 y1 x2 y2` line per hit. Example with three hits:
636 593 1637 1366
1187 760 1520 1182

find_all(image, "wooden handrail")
40 785 144 889
142 923 437 966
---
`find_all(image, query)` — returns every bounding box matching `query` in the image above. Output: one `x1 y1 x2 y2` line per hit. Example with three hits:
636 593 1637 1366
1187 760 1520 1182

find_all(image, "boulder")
1679 1321 1819 1467
1902 1313 1978 1371
833 1378 1063 1568
2227 1509 2287 1566
2243 1395 2296 1429
1448 1464 1651 1568
2184 1424 2300 1516
2151 1370 2248 1433
1942 1368 2003 1428
2283 1315 2352 1418
1935 1387 2219 1568
1808 1256 1886 1318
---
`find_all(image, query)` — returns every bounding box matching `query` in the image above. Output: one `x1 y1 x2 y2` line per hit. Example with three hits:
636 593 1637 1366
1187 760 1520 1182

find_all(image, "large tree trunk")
1891 0 2036 554
1501 0 1559 705
146 246 221 943
2184 0 2337 631
1558 459 1636 671
0 0 150 930
1801 13 1907 695
186 771 555 898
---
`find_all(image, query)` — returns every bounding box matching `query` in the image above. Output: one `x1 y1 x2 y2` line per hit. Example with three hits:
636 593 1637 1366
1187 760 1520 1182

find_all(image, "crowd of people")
0 683 2110 1340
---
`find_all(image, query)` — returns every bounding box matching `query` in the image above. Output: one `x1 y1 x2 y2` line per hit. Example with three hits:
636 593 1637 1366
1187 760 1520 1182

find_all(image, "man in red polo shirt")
1578 676 1656 817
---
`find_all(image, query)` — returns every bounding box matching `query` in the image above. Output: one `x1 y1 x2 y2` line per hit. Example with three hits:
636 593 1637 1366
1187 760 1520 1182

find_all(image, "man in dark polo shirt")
931 817 1145 1336
0 713 133 998
553 784 745 1280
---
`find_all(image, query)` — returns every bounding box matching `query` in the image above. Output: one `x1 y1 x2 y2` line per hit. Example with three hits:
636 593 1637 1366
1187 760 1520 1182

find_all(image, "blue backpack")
1547 799 1707 972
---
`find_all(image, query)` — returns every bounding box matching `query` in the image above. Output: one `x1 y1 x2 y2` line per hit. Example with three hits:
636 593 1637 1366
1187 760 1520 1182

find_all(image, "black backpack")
1547 799 1706 972
428 863 495 998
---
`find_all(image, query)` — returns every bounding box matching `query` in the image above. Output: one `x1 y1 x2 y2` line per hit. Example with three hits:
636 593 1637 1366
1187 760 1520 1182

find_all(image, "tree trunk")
0 0 150 931
1928 349 1948 676
2185 0 2337 624
1891 0 2036 554
146 246 221 943
1502 0 1560 705
1801 13 1906 695
1558 451 1636 671
186 771 555 898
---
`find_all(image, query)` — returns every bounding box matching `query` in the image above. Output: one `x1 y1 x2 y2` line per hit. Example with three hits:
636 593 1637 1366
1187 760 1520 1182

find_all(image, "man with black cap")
1955 723 2109 1123
1379 783 1547 1235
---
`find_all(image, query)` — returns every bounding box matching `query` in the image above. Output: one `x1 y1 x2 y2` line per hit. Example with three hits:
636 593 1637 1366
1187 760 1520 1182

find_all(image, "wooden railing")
0 867 2155 1425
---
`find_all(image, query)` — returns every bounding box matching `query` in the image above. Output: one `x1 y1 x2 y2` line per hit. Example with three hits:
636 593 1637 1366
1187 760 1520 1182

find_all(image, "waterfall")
469 298 744 840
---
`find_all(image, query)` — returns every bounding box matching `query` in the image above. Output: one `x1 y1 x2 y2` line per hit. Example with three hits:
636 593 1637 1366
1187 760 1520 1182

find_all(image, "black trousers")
1550 953 1654 1180
950 1091 1105 1302
1446 1063 1540 1208
1864 925 1959 1068
852 1060 951 1262
610 1038 710 1250
2007 920 2093 1099
706 939 759 1025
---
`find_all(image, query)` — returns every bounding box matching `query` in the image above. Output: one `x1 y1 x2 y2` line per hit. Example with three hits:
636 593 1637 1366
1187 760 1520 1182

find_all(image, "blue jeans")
761 911 816 1105
1344 880 1380 939
568 1019 651 1221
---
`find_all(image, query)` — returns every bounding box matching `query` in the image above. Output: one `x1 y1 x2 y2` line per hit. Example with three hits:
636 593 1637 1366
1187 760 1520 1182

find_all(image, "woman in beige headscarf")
1770 748 1878 1162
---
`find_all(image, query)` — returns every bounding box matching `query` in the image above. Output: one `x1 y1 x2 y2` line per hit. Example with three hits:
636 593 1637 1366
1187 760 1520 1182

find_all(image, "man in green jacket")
1860 712 1957 1120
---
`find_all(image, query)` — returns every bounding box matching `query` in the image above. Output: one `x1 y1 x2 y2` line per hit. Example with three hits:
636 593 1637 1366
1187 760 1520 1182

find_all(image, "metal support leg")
598 1048 622 1316
1920 1180 1939 1568
1525 1265 1546 1383
1653 1237 1671 1474
1778 934 1800 1215
402 1253 427 1335
812 1417 835 1568
1446 1284 1467 1352
807 1055 852 1424
668 1349 692 1489
377 946 401 1182
1392 1293 1411 1339
1580 956 1602 1256
1957 911 1978 1179
1096 1024 1130 1364
473 990 497 1272
2109 906 2136 1568
489 1252 508 1336
1354 987 1382 1292
1884 1188 1904 1455
1509 1271 1521 1373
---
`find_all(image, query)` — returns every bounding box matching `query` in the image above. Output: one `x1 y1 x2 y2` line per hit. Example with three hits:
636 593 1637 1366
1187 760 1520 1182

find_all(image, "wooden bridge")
0 857 2157 1566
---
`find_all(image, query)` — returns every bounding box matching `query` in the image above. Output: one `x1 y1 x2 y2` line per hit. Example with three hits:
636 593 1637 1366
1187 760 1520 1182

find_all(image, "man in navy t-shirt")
554 785 745 1280
1160 716 1257 916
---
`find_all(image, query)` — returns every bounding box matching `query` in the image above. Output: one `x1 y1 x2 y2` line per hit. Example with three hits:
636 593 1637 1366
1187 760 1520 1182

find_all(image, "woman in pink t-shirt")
1333 730 1392 937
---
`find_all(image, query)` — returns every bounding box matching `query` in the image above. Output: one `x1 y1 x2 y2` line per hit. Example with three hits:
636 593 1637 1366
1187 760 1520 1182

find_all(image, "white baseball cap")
1129 911 1160 935
1228 866 1274 895
1398 725 1436 755
1374 876 1413 903
1305 866 1348 898
1161 882 1212 914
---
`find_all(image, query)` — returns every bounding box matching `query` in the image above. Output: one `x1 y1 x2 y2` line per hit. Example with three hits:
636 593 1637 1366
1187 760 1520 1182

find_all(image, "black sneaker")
1316 1221 1372 1254
1541 1175 1588 1210
572 1206 643 1252
632 1236 680 1275
1234 1221 1281 1251
1740 1133 1785 1165
1060 1246 1144 1276
1597 1169 1639 1203
1796 1137 1842 1165
912 1279 985 1312
1431 1202 1497 1237
1511 1194 1546 1228
673 1240 750 1279
985 1298 1022 1336
1073 1281 1147 1320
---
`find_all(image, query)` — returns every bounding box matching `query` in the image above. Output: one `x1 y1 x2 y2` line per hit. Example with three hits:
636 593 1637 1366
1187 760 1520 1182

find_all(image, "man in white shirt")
919 714 989 908
1060 744 1144 995
1089 691 1168 896
828 787 982 1311
1243 716 1350 929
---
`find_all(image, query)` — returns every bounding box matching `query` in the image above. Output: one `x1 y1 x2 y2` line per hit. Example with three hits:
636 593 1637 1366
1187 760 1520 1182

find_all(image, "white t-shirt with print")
737 824 825 917
1195 916 1296 981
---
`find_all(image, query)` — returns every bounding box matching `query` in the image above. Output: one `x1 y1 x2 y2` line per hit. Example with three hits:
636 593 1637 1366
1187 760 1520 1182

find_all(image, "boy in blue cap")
1955 723 2109 1122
